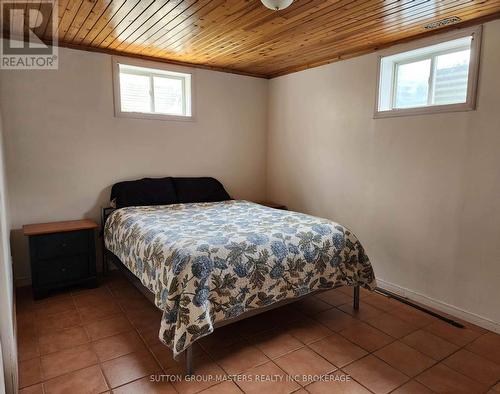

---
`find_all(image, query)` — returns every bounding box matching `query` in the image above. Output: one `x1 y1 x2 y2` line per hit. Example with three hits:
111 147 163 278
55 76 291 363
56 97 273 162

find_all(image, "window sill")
373 102 475 119
115 111 196 122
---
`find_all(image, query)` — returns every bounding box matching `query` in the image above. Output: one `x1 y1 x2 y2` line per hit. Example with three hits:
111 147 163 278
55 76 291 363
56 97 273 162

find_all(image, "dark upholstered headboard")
110 177 231 208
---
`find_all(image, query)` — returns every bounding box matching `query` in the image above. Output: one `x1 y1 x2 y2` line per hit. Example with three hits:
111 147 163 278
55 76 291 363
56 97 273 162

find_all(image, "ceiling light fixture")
423 16 462 30
261 0 294 11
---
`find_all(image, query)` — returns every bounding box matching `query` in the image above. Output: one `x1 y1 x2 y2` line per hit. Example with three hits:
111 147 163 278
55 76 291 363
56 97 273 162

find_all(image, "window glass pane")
394 59 431 108
120 72 151 113
117 62 191 118
432 49 470 105
153 76 184 115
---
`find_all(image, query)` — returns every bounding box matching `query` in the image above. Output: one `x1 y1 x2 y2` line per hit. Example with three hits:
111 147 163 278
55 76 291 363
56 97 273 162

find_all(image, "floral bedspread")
104 200 376 356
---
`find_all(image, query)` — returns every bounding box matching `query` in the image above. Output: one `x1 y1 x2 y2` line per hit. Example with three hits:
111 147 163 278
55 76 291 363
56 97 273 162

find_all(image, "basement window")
375 26 481 118
113 57 193 120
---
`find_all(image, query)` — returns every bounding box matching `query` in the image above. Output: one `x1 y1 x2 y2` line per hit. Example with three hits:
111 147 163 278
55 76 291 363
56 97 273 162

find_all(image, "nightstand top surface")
23 219 98 236
256 201 287 210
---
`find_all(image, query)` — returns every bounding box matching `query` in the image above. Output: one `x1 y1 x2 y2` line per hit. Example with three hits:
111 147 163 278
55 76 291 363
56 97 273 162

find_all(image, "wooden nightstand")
23 219 99 299
257 201 288 210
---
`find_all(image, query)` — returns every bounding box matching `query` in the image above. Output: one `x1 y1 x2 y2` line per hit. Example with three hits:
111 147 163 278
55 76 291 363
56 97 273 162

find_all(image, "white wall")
0 100 17 394
1 21 499 332
0 47 268 283
267 20 500 330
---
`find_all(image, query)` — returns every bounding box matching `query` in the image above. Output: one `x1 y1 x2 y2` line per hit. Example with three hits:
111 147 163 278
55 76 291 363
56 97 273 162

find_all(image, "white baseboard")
377 278 500 334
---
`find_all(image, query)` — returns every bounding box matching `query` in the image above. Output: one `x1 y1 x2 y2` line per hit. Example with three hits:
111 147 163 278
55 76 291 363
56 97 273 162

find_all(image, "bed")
102 177 376 374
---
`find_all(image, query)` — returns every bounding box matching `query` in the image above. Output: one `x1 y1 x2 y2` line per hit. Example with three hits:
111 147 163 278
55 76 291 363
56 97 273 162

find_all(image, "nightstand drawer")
24 219 98 299
33 230 89 260
37 255 90 286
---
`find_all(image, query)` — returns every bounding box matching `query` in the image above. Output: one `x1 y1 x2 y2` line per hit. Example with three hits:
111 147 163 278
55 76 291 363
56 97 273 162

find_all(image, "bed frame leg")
353 285 360 310
102 251 108 277
185 346 193 376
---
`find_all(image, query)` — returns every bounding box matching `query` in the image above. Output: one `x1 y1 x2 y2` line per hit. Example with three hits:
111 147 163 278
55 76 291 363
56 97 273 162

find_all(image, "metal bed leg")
353 285 360 310
102 251 108 277
185 346 193 376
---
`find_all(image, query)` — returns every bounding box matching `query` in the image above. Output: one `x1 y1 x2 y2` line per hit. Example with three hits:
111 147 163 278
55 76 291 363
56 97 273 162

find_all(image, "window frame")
112 56 196 122
374 26 482 119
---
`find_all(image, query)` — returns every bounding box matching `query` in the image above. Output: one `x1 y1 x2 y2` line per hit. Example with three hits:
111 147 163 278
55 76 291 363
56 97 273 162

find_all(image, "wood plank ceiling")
10 0 500 77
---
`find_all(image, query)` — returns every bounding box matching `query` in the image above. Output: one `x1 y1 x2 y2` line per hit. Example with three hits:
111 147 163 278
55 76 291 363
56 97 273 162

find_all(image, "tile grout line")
109 281 182 393
37 285 130 392
381 320 495 393
303 299 449 393
286 311 378 394
238 307 381 392
99 282 163 393
13 288 439 393
333 300 495 393
23 300 407 394
411 331 497 393
18 283 499 394
38 295 81 388
17 297 480 393
42 289 110 392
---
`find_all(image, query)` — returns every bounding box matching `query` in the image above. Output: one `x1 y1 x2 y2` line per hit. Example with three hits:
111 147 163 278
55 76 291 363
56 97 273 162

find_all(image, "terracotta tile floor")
16 273 500 394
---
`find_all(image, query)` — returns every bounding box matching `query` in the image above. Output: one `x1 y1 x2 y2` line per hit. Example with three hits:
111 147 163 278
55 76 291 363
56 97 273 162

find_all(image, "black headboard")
110 176 231 209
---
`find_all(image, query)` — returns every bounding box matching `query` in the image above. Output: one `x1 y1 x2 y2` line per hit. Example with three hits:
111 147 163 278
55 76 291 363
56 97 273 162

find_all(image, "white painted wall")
0 101 17 394
267 20 500 329
1 21 499 332
0 47 268 283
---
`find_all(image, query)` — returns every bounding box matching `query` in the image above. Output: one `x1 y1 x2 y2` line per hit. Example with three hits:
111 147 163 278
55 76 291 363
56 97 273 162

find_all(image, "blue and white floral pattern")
104 200 376 356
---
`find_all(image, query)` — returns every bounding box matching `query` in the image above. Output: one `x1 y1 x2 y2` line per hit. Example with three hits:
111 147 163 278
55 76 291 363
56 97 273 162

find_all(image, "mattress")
104 200 376 356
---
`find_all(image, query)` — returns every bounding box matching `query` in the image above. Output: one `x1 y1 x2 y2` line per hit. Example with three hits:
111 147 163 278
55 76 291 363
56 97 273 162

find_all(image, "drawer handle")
61 242 67 248
61 268 67 272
